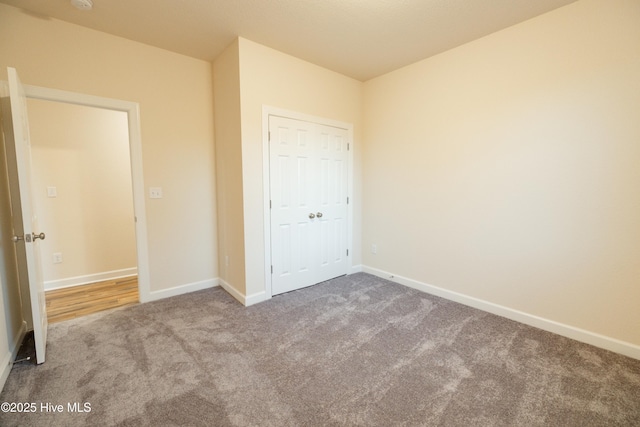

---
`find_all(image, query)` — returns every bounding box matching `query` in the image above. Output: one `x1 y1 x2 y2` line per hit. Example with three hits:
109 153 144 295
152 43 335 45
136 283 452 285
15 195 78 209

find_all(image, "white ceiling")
1 0 578 81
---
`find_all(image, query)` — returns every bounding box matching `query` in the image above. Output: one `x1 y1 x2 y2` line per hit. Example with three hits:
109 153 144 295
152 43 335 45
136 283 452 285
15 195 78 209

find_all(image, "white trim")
0 321 27 393
22 84 152 304
245 291 269 307
262 105 354 299
218 278 245 305
219 278 270 307
43 268 137 291
261 107 272 299
146 278 218 302
350 264 363 274
362 266 640 361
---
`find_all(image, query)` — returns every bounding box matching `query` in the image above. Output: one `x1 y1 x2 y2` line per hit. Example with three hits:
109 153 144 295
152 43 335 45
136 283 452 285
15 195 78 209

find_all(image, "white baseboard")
362 266 640 361
245 290 269 307
218 279 243 304
1 321 27 393
218 279 269 307
145 278 219 302
219 266 362 307
350 264 363 274
44 267 138 291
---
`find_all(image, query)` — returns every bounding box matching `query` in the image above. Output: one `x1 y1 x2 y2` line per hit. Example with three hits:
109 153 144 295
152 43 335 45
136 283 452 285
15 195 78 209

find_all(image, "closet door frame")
262 106 354 298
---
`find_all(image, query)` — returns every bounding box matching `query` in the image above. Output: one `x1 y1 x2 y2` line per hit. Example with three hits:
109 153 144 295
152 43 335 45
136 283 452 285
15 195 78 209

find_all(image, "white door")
269 115 348 295
316 123 349 283
4 67 48 364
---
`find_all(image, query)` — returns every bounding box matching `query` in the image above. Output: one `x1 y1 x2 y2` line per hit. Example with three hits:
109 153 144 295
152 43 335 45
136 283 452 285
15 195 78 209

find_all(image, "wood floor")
45 276 139 324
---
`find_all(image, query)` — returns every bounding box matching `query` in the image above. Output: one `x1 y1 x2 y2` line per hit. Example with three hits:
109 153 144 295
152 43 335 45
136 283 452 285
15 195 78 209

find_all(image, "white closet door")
270 116 318 294
316 124 348 283
269 116 348 295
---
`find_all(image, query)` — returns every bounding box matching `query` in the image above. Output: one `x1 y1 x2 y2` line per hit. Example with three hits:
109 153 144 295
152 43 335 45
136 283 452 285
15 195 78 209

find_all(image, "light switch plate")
149 187 163 199
47 186 57 198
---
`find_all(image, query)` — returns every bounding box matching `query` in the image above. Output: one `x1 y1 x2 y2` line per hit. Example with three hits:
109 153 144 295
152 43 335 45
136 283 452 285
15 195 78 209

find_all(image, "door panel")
316 124 348 282
297 221 310 273
270 117 318 294
270 115 348 295
4 67 48 363
319 219 329 267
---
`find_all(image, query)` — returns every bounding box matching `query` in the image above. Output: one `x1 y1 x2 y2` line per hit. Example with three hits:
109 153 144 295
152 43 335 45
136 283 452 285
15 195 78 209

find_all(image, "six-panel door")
269 115 348 295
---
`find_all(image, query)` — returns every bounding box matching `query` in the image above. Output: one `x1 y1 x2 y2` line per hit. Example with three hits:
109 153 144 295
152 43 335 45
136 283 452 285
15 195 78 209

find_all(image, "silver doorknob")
12 235 23 243
316 212 323 218
32 232 45 241
308 213 316 219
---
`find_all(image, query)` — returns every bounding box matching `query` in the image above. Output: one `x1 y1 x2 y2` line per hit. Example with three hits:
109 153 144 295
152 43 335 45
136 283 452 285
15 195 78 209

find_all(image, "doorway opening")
23 84 151 318
26 98 139 322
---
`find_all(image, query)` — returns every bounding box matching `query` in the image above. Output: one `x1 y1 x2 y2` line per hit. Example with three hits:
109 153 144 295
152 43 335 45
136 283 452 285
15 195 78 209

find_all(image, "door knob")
12 235 23 243
32 232 45 241
316 212 323 218
308 213 315 219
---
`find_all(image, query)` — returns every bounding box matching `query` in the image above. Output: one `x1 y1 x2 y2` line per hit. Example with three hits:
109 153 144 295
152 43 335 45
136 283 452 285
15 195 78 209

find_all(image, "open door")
3 67 48 364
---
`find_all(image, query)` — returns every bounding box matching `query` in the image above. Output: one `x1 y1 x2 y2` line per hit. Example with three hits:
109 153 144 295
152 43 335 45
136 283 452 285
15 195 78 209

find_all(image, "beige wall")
363 0 640 346
237 38 363 297
213 40 246 294
0 3 217 293
1 0 636 366
28 99 136 287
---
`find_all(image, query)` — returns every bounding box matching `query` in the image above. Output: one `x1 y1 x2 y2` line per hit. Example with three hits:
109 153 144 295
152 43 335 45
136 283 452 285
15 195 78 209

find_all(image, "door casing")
23 84 151 303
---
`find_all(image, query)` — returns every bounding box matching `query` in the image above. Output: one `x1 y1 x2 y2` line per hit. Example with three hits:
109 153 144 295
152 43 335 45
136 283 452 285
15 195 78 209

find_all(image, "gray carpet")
1 273 639 426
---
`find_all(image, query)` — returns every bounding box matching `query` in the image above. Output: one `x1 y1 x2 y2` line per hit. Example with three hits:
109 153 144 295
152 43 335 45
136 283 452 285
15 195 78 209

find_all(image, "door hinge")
268 131 271 142
346 197 349 204
346 249 349 256
270 200 272 209
347 143 350 151
271 265 273 274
